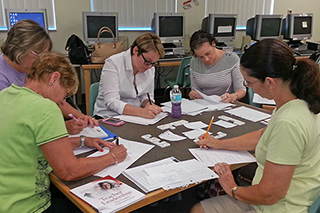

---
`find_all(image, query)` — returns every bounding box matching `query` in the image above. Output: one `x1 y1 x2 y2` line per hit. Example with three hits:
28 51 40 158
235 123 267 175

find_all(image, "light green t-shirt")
252 99 320 213
0 84 68 213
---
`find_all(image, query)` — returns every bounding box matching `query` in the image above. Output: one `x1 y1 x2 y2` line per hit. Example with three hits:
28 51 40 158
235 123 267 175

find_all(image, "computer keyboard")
294 49 316 57
159 54 190 61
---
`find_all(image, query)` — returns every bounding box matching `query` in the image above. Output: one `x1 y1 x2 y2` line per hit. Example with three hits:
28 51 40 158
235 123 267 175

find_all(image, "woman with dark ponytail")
192 39 320 213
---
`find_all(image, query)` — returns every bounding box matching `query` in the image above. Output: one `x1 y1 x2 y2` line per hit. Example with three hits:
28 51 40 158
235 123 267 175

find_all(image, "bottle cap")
173 85 179 89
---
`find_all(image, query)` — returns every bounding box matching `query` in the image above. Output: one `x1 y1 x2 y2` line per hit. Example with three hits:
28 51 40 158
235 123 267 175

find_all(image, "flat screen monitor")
282 13 313 41
246 14 283 41
5 8 48 32
82 12 118 45
151 12 185 45
201 14 237 45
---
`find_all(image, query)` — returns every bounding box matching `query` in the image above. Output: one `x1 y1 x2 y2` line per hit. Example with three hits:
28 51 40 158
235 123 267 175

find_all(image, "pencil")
201 116 214 148
147 93 152 105
225 84 231 93
204 116 214 139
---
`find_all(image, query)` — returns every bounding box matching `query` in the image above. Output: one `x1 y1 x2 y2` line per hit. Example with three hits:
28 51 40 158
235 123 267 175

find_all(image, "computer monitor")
151 12 185 47
82 12 118 45
5 8 48 32
201 14 237 46
282 13 313 42
246 14 283 41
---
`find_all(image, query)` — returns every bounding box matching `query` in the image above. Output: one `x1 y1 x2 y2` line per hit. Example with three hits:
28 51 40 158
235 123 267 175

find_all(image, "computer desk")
82 61 182 115
49 102 268 213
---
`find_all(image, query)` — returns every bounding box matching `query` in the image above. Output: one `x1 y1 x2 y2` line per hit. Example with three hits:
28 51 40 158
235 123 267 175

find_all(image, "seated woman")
0 19 97 135
93 32 164 119
192 39 320 213
188 30 246 103
0 52 127 213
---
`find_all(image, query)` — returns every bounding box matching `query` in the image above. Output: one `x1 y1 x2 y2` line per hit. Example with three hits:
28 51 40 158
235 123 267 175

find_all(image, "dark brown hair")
189 30 217 54
241 39 320 114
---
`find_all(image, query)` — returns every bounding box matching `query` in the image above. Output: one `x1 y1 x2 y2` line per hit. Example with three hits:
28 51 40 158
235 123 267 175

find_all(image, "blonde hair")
28 52 79 95
130 32 165 58
1 19 52 64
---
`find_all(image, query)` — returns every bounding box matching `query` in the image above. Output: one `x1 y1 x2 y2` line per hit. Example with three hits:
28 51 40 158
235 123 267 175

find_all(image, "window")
0 0 56 31
91 0 177 31
205 0 274 30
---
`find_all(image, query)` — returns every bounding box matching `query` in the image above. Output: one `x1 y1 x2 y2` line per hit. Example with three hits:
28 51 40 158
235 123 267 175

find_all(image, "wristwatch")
232 186 238 200
80 135 85 148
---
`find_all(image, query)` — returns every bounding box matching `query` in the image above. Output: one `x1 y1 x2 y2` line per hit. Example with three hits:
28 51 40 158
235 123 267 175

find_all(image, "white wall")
0 0 319 52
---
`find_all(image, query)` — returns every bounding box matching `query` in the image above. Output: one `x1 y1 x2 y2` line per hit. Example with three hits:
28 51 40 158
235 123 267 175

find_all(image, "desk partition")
50 102 268 212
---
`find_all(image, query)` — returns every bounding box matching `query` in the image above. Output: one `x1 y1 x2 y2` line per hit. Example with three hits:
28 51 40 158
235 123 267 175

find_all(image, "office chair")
162 56 192 102
89 82 100 116
308 194 320 213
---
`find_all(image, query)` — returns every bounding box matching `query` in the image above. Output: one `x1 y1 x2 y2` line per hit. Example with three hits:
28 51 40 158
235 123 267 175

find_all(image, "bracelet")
110 152 118 164
232 186 238 200
80 135 85 148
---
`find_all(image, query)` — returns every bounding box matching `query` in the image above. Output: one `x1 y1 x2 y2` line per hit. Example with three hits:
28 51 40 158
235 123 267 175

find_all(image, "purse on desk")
90 26 127 63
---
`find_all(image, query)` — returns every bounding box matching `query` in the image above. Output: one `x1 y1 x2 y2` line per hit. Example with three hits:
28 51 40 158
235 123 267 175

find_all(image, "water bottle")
170 85 182 118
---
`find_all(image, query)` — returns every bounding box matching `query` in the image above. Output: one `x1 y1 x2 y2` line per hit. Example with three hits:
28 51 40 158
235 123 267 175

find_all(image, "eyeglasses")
30 50 43 57
140 52 159 67
64 88 72 99
243 79 260 87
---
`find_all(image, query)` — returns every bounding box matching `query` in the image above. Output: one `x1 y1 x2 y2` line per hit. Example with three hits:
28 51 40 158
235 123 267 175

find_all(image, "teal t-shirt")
252 99 320 213
0 84 68 213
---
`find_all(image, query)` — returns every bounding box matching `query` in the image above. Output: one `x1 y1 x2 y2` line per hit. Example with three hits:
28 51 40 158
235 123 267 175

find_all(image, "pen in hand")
147 93 152 105
68 113 78 121
115 137 119 146
201 116 214 148
225 84 231 93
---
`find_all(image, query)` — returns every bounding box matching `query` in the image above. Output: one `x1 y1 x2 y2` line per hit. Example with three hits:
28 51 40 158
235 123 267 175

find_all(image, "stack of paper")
189 148 256 167
122 157 218 193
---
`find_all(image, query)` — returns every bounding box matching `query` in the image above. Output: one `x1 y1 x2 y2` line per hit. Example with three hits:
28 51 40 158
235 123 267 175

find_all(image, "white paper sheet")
69 125 109 138
114 112 168 125
253 93 276 105
87 137 154 178
189 148 256 167
225 106 271 122
182 129 211 139
183 121 208 129
73 146 96 155
213 120 237 128
158 130 187 141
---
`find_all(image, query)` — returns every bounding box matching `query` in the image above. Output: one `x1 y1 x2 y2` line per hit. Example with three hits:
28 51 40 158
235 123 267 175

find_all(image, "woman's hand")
214 162 237 196
189 90 203 100
196 134 222 150
140 104 162 119
78 115 99 127
85 137 116 151
109 145 127 164
65 119 87 135
220 93 237 103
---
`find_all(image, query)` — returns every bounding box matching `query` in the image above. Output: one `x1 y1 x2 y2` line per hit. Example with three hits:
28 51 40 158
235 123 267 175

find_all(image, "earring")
49 81 54 86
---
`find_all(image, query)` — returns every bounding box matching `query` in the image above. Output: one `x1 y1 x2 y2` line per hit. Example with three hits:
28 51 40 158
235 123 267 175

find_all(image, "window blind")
205 0 274 29
0 0 56 31
91 0 177 30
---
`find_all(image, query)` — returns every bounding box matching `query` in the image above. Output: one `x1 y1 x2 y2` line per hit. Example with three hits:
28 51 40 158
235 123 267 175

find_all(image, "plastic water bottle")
170 85 182 118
